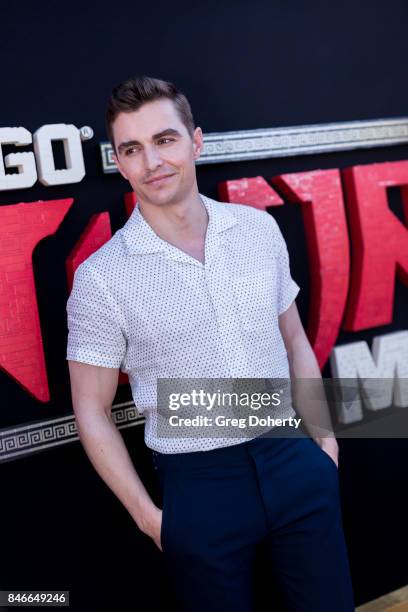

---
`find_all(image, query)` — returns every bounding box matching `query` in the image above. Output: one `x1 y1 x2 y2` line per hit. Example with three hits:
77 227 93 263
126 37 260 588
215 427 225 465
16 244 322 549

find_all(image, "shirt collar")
120 193 239 256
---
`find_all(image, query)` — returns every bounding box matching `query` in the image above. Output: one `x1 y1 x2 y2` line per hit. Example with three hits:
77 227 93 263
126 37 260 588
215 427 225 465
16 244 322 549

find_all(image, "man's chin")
143 185 180 206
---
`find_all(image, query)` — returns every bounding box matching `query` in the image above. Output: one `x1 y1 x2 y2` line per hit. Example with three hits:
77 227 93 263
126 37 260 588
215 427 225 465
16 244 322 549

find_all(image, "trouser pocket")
156 466 171 554
315 441 339 473
160 479 168 552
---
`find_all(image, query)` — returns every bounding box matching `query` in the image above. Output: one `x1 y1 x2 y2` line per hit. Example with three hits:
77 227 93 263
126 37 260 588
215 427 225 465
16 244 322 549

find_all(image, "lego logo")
0 124 92 191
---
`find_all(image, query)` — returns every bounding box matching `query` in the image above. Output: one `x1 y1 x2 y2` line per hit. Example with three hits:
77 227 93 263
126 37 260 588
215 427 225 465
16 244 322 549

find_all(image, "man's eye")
125 147 140 155
157 138 174 145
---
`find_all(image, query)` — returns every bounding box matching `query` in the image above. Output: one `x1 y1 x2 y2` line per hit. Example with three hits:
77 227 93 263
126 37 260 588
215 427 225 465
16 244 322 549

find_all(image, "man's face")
112 98 203 207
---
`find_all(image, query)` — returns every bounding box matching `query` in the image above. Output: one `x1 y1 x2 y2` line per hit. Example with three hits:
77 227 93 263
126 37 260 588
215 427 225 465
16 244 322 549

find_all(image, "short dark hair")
106 76 195 150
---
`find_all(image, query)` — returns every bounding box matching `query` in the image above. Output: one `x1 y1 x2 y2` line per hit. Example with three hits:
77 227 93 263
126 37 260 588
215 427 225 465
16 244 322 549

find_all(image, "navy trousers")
152 430 355 612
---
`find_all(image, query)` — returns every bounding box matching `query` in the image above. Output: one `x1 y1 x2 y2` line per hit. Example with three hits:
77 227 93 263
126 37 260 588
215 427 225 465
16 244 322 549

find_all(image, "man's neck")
138 189 208 243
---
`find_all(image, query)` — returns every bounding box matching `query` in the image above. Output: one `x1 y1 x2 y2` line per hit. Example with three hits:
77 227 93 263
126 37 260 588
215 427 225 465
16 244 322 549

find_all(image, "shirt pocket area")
231 270 277 332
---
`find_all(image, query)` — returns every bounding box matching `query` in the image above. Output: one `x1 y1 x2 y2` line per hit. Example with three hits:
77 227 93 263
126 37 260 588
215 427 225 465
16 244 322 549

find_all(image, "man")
66 76 354 611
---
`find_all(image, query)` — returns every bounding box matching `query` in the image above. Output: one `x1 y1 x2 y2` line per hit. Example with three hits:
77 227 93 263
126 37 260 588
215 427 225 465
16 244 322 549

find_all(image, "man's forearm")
75 407 157 533
286 335 337 446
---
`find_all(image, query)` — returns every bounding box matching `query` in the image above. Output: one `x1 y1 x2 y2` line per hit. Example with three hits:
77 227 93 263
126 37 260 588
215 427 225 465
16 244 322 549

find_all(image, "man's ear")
192 127 203 161
112 152 128 180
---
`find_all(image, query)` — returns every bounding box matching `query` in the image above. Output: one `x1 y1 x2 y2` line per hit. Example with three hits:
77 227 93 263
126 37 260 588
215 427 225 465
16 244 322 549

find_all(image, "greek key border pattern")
100 117 408 173
0 401 144 463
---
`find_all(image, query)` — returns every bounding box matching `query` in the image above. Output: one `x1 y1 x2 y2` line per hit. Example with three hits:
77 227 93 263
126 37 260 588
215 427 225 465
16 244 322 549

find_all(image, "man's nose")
143 145 163 172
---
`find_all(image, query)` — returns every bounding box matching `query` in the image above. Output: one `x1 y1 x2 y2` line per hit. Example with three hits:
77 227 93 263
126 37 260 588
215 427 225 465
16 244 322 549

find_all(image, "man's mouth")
145 173 176 185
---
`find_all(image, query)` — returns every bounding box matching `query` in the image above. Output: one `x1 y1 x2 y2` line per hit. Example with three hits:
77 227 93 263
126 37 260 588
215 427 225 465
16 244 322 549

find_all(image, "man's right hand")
140 506 164 552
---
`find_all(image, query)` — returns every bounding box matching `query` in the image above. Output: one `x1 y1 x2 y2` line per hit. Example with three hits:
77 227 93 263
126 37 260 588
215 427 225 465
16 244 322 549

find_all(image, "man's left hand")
319 436 339 468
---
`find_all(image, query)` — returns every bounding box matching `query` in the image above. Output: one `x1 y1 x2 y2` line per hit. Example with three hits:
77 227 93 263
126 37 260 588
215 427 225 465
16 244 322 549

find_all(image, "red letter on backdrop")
0 199 73 402
66 212 112 292
272 170 350 368
218 176 283 209
66 210 129 386
342 161 408 330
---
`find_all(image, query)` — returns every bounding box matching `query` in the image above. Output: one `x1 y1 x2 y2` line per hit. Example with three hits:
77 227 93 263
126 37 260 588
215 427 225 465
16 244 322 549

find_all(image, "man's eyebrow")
153 128 182 139
117 140 140 153
117 128 182 154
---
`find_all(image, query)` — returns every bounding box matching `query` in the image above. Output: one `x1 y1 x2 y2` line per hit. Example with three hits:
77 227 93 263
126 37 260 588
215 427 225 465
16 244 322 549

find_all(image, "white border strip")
100 117 408 172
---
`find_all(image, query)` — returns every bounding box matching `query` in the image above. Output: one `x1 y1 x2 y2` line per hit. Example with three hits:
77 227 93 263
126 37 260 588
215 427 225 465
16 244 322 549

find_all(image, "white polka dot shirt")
66 194 300 453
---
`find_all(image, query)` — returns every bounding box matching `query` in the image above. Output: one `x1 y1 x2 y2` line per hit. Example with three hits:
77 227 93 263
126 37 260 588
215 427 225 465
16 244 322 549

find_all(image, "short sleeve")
66 262 127 368
272 222 300 315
